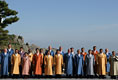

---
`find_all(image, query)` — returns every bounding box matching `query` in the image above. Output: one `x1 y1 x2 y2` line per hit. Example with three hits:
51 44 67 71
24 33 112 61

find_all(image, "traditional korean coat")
11 53 21 75
109 55 118 76
85 54 95 76
44 55 53 75
64 53 74 75
92 50 98 74
96 53 107 75
7 48 14 73
106 53 111 73
22 56 31 75
28 53 33 75
33 53 43 75
75 54 84 75
0 52 9 76
54 54 63 75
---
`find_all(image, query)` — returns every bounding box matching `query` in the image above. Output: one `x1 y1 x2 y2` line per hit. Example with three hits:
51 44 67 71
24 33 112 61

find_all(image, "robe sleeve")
44 56 46 65
85 55 87 66
11 55 13 65
19 55 21 65
96 54 98 65
51 57 53 66
105 55 107 65
54 55 56 65
61 55 63 65
41 55 43 66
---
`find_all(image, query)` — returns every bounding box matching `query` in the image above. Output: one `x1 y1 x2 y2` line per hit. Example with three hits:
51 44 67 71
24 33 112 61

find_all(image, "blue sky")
6 0 118 52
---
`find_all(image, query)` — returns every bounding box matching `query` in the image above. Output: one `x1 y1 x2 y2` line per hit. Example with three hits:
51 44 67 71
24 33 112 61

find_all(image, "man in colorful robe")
81 47 87 76
0 48 9 77
96 49 107 78
64 49 74 76
54 49 63 77
11 49 21 78
7 44 14 76
75 49 84 77
33 48 43 77
92 46 98 76
44 50 53 76
105 48 111 75
109 51 118 79
85 49 95 78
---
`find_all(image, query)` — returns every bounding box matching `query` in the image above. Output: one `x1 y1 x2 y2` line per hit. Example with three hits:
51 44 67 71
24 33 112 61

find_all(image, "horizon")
5 0 118 52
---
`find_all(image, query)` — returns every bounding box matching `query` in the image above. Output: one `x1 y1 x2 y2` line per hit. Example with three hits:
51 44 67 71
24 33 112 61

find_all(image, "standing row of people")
0 44 118 79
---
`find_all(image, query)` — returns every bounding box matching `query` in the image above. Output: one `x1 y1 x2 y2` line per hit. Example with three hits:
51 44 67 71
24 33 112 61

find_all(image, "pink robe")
22 56 31 75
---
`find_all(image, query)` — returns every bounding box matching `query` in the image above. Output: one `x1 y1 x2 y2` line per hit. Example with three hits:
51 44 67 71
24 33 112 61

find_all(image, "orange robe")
33 53 43 75
81 52 87 61
92 50 98 61
92 50 99 74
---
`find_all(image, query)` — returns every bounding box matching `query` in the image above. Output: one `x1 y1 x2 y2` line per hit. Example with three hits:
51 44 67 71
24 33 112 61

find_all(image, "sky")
5 0 118 52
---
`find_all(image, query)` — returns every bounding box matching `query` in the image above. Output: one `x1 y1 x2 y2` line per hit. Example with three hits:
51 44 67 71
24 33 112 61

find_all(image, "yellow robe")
54 54 63 75
11 54 21 74
96 53 107 75
44 55 53 75
28 53 33 62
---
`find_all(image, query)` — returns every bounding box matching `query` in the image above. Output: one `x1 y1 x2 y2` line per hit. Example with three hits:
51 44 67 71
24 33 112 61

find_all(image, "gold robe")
28 53 33 62
54 54 63 75
11 54 21 74
96 53 107 75
44 55 53 75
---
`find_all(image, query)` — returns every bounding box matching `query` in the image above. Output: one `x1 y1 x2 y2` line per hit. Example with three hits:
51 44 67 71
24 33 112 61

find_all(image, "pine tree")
0 0 19 45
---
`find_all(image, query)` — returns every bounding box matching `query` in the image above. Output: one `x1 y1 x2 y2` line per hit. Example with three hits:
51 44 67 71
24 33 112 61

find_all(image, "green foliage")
0 1 19 45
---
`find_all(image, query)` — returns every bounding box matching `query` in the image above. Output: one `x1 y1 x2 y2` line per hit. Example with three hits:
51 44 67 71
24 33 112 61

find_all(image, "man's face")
59 47 62 51
36 49 39 53
112 52 115 56
100 49 103 53
81 48 84 52
93 47 96 50
57 51 60 54
48 46 52 50
89 50 92 54
68 49 71 53
15 50 18 53
71 48 74 52
105 49 108 53
4 49 7 53
77 50 80 54
8 44 11 48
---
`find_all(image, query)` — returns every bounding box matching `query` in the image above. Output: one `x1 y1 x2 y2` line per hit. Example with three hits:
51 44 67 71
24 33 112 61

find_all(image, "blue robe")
7 49 14 73
106 53 111 72
64 53 74 75
0 52 9 76
85 54 95 76
75 54 84 75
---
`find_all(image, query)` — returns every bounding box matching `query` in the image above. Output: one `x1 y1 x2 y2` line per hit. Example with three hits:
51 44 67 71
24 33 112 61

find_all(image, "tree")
0 0 19 45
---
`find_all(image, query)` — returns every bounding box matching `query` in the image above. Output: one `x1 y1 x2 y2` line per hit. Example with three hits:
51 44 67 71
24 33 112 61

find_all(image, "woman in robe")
22 52 31 77
109 51 118 79
44 50 53 76
11 49 21 78
33 48 43 77
54 49 63 77
75 49 84 77
85 49 95 78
